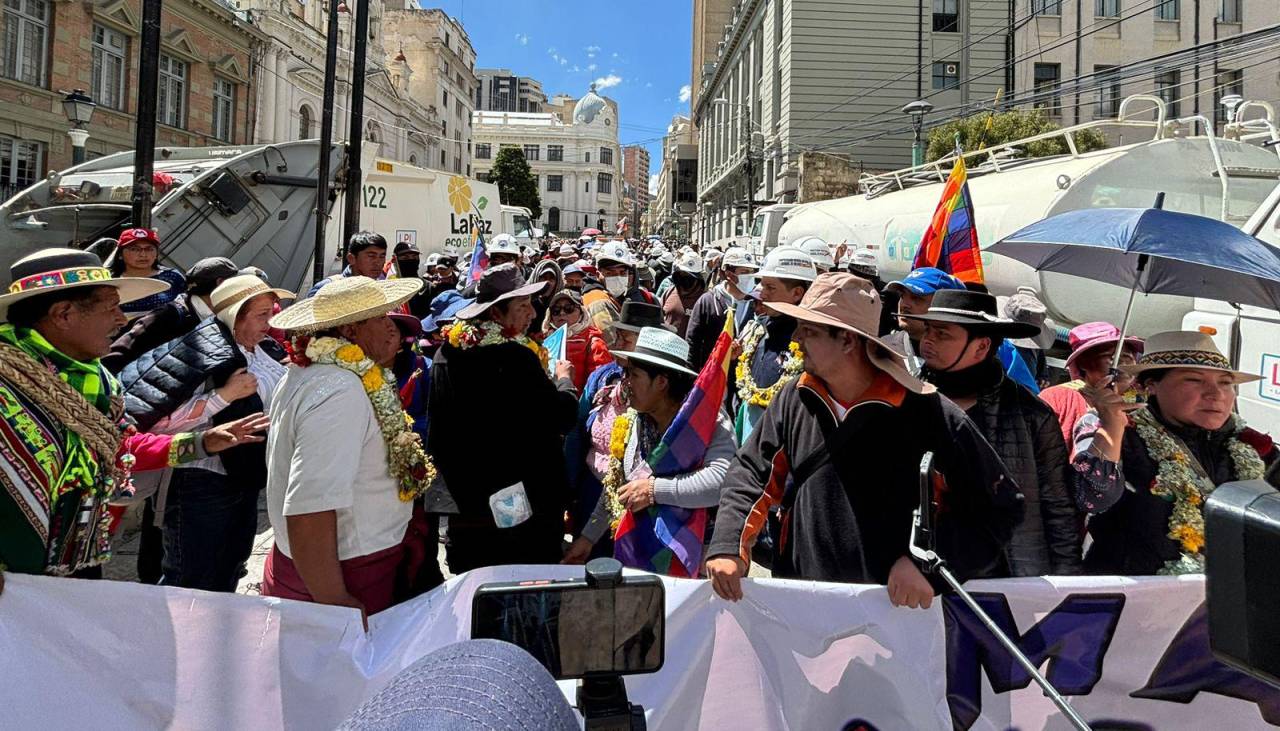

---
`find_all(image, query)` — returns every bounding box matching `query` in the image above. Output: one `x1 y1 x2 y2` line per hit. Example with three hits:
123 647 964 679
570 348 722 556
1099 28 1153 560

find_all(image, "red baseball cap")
117 228 160 248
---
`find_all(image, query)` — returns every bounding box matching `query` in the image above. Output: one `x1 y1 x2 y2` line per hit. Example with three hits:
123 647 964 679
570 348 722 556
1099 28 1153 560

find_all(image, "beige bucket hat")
210 274 294 329
269 275 422 332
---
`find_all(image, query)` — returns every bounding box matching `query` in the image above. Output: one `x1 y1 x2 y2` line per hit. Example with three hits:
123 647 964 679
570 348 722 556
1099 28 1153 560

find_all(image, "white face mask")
605 275 630 297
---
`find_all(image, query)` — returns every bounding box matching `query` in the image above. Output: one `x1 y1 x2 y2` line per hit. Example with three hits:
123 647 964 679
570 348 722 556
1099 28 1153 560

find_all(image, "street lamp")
62 89 96 166
902 99 934 167
713 97 755 240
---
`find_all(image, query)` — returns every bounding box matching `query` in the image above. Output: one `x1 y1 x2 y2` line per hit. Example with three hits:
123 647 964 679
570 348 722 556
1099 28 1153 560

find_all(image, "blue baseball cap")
885 267 965 296
422 290 473 333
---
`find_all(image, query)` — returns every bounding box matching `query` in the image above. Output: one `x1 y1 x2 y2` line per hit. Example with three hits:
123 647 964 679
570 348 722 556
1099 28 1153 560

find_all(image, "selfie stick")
909 453 1092 731
576 558 647 731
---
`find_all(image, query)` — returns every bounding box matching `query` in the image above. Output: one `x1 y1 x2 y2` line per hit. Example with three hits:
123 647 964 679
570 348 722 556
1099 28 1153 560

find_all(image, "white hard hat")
722 247 759 270
849 248 879 274
558 243 576 257
595 241 633 267
792 236 834 270
756 246 817 282
674 251 705 276
489 233 521 256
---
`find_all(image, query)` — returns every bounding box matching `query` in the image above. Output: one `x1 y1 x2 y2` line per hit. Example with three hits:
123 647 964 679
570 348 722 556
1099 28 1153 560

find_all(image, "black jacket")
686 287 734 371
709 373 1023 585
1085 400 1280 575
965 370 1082 576
427 341 579 533
103 293 202 374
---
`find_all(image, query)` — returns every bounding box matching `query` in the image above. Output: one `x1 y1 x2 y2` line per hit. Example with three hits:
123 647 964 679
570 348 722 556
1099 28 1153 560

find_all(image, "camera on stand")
470 558 663 730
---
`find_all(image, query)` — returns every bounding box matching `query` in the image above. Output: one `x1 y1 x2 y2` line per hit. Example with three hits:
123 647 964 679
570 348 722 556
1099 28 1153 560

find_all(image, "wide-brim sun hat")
1063 321 1145 378
610 325 698 377
766 273 930 393
1120 330 1261 384
998 288 1057 350
455 263 549 320
898 289 1042 341
0 247 171 321
211 274 295 330
269 275 424 332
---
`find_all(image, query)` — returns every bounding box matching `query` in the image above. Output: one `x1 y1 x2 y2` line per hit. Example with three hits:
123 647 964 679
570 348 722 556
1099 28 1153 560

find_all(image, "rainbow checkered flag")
613 315 735 577
467 228 488 283
912 156 985 284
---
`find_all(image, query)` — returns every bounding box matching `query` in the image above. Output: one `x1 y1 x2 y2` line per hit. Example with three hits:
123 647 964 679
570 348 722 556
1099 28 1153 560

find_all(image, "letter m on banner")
944 593 1127 730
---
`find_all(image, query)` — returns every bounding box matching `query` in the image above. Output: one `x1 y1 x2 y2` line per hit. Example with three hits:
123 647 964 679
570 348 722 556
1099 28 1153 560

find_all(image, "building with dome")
471 84 625 236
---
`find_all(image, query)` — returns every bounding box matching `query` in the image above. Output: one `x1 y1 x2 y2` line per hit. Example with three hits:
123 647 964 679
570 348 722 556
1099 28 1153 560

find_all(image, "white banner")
1 569 1278 730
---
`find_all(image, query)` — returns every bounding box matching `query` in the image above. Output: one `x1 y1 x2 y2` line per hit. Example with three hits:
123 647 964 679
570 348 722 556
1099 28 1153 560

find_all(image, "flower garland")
442 319 548 368
735 322 804 408
602 409 638 531
293 335 437 502
1132 407 1265 575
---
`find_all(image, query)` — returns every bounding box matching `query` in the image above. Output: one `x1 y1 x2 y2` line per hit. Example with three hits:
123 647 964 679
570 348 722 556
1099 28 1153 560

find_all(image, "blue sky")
425 0 694 193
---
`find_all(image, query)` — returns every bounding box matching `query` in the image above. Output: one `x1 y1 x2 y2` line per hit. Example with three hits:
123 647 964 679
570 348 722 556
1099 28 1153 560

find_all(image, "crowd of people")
1 226 1278 624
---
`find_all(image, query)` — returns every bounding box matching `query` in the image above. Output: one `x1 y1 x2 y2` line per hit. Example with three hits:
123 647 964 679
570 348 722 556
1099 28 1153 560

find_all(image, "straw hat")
269 275 423 332
766 272 932 394
1120 331 1261 384
610 326 698 377
211 274 294 330
0 248 170 321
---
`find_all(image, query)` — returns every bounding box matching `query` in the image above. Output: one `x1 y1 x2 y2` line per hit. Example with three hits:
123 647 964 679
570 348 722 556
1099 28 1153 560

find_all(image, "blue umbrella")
990 194 1280 369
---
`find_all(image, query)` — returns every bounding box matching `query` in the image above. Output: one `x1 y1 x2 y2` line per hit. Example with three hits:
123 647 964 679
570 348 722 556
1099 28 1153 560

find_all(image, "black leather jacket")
967 371 1083 576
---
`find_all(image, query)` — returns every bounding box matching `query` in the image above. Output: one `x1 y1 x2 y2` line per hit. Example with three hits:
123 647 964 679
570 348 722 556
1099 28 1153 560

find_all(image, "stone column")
274 49 290 141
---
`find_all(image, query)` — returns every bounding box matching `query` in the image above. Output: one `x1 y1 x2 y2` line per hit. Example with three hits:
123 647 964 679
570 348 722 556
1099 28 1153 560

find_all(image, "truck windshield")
513 215 534 238
750 215 765 238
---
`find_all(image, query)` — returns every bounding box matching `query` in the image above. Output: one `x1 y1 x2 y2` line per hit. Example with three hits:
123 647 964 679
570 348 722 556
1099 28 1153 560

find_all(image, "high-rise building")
651 116 698 239
475 68 548 113
622 145 651 235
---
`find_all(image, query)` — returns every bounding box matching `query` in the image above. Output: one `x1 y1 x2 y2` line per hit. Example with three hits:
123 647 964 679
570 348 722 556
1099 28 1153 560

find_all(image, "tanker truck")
773 95 1280 337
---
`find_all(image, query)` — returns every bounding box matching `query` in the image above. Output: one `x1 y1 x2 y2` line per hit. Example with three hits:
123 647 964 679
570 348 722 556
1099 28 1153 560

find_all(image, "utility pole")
131 0 163 228
312 0 341 283
744 103 753 236
341 0 371 249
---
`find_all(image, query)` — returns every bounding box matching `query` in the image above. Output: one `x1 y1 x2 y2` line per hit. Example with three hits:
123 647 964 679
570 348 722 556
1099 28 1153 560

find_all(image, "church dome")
573 83 606 125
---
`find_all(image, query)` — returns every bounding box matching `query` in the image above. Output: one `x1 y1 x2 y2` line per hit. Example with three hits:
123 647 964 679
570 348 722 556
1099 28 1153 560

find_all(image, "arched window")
596 209 605 232
298 105 313 138
547 207 560 232
408 154 417 166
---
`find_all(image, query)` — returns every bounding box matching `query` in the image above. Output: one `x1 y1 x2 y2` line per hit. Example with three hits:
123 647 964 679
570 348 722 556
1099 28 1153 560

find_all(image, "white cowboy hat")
609 326 698 377
269 275 423 332
210 274 295 330
1120 330 1262 384
0 248 170 321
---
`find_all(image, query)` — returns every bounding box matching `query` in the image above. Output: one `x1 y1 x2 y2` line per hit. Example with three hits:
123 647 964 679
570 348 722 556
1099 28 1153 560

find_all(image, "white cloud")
611 52 620 60
547 46 556 54
570 64 581 73
678 84 691 103
559 57 567 66
585 45 601 53
648 173 659 196
515 33 528 45
645 82 653 88
587 63 597 72
593 74 623 90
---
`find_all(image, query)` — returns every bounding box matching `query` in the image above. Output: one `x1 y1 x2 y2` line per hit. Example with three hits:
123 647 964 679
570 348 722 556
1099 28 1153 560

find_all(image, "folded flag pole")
614 315 736 577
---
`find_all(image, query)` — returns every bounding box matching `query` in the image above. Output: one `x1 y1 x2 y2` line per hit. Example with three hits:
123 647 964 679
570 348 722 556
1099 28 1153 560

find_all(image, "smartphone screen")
471 582 664 679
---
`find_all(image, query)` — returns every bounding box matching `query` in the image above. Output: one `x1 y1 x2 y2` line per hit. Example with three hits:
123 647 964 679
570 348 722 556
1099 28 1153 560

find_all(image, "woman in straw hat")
1076 331 1279 576
262 275 436 621
429 264 579 573
0 249 269 591
118 274 295 591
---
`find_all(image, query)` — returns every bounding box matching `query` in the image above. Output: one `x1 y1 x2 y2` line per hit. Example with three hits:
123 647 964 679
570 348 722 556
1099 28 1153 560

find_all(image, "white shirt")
240 343 287 411
265 364 412 561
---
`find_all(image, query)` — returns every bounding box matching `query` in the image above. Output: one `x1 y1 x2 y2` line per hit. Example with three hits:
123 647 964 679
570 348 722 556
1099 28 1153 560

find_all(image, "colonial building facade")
0 0 265 196
471 85 625 236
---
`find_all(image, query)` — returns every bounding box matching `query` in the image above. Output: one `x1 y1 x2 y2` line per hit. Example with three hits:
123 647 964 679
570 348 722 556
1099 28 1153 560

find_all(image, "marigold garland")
735 322 804 408
602 409 638 531
442 319 548 367
1132 407 1265 575
294 335 437 502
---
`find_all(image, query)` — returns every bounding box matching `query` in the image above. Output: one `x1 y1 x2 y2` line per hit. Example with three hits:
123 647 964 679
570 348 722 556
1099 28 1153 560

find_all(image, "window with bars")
1095 0 1119 17
1094 65 1121 118
548 144 563 161
1155 0 1179 20
598 173 612 194
1155 69 1181 117
2 0 49 87
523 144 539 161
547 174 563 191
1031 0 1062 16
1034 63 1062 114
931 61 960 90
600 146 613 165
92 25 127 110
933 0 958 32
1219 0 1240 22
0 136 40 197
212 78 235 142
157 54 187 128
475 143 491 159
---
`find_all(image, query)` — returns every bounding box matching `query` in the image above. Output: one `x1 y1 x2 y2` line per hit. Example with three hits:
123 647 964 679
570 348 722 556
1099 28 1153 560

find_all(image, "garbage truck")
772 95 1280 337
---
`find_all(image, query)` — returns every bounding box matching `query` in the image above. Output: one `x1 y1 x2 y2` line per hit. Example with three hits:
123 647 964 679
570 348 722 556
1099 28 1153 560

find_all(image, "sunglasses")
550 304 580 316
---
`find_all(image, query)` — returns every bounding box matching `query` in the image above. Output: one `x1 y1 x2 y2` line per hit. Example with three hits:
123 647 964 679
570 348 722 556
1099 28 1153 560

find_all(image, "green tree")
925 108 1108 163
487 146 542 220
